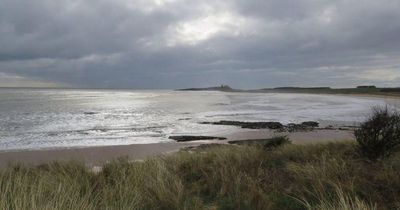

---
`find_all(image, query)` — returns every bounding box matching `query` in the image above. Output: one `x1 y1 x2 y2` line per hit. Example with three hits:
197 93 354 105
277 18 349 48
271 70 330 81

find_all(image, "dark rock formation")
285 121 319 132
84 112 98 115
228 136 290 149
169 135 227 142
178 118 192 121
201 120 284 129
200 120 320 132
301 121 319 127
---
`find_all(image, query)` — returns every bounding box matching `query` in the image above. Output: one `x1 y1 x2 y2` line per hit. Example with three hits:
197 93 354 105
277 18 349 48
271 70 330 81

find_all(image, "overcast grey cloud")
0 0 399 88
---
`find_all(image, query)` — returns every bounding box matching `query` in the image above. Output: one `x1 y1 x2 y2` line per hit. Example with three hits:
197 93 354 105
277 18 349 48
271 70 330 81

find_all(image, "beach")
0 90 398 209
0 128 354 168
0 89 397 168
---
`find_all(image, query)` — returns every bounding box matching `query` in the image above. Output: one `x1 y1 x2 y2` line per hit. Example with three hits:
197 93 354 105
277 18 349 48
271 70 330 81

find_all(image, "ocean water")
0 88 398 151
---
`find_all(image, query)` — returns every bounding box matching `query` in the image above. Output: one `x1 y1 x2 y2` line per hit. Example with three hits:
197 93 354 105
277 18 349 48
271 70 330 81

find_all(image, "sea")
0 88 398 151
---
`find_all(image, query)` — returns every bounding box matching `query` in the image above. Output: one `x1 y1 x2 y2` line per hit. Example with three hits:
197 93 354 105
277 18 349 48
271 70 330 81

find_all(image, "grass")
256 87 400 97
0 141 400 209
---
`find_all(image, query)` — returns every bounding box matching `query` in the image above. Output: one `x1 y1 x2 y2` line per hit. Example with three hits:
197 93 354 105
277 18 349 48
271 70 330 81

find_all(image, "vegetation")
273 87 332 90
356 86 376 89
257 86 400 96
355 107 400 160
228 136 291 149
1 140 400 209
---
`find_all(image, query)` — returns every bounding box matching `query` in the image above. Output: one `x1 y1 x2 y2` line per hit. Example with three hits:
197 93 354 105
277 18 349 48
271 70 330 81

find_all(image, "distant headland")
177 85 400 96
177 85 238 92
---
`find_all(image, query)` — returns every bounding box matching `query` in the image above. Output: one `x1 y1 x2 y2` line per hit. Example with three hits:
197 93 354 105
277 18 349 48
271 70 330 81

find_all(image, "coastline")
1 91 392 168
312 92 400 100
0 128 354 168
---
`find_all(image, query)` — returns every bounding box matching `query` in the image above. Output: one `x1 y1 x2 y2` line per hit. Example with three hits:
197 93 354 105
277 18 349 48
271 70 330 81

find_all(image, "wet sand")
0 129 354 168
0 142 203 168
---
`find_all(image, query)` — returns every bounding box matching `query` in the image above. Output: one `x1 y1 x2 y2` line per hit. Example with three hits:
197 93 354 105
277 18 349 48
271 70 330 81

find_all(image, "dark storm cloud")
0 0 399 88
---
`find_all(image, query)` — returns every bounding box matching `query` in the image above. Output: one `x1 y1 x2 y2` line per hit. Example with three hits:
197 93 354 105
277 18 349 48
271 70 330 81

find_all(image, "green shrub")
355 107 400 161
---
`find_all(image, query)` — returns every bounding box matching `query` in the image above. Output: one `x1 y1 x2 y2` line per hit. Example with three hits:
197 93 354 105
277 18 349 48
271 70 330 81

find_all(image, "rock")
242 121 283 129
200 120 320 132
84 112 98 115
228 136 291 149
286 123 307 132
285 121 319 132
169 135 227 142
201 120 284 129
178 118 192 121
301 121 319 127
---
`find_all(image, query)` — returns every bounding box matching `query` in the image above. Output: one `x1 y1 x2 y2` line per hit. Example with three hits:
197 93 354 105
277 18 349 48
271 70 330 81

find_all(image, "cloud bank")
0 0 399 88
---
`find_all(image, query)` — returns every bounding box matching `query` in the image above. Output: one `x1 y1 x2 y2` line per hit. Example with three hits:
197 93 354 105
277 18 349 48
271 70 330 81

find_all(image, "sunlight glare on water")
0 88 398 151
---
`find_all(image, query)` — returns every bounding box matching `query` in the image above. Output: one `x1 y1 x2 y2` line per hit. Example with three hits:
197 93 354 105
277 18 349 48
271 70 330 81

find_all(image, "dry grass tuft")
0 141 399 209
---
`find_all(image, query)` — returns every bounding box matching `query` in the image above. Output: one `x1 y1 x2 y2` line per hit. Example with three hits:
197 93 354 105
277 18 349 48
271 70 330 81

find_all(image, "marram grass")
0 142 399 209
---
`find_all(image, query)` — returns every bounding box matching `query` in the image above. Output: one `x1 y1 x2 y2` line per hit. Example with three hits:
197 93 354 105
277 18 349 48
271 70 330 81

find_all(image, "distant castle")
219 84 232 90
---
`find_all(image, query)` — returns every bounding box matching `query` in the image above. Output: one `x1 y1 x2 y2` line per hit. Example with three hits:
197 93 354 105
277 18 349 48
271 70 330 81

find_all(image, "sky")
0 0 400 89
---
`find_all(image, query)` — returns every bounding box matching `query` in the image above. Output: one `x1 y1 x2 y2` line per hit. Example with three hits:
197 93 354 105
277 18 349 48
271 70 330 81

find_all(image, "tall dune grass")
0 142 399 209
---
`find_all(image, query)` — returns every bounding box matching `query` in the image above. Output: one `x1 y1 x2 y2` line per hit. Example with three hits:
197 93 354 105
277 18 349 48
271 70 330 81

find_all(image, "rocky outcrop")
201 120 284 129
169 135 227 142
201 120 319 132
84 112 98 115
301 121 319 127
286 121 319 132
228 136 291 149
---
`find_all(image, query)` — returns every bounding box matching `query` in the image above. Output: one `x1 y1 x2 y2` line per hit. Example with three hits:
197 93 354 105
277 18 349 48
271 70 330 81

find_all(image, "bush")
355 107 400 160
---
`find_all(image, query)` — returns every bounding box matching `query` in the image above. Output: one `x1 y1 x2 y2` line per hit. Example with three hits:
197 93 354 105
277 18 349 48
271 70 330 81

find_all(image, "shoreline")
1 92 392 168
0 128 354 168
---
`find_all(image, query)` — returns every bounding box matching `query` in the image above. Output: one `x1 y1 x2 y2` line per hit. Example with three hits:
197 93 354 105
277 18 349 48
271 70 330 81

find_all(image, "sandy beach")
0 92 396 168
0 128 354 168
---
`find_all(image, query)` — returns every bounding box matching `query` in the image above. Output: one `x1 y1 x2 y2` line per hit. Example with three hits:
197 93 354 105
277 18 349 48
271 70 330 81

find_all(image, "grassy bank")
252 87 400 97
1 141 399 209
